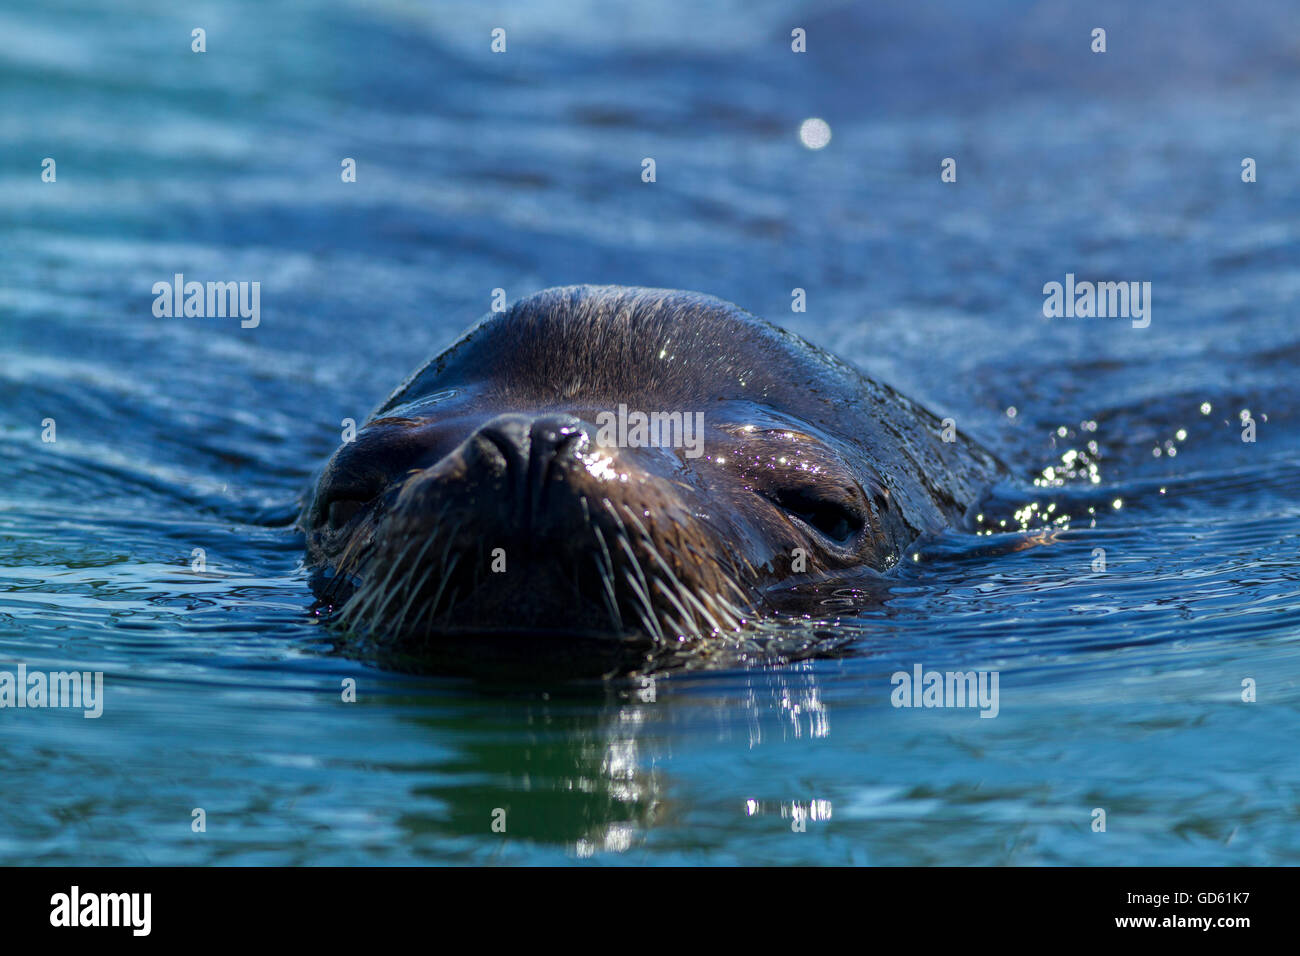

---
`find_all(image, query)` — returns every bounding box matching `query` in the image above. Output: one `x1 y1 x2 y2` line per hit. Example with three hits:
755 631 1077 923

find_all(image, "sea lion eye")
770 486 864 544
326 498 367 529
312 417 445 531
314 475 389 530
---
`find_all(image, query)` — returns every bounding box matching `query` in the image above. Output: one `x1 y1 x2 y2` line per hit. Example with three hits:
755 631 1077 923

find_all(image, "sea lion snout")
392 410 680 547
449 412 594 531
317 406 753 652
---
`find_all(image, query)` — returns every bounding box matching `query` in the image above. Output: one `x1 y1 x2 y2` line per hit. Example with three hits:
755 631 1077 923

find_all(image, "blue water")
2 0 1298 864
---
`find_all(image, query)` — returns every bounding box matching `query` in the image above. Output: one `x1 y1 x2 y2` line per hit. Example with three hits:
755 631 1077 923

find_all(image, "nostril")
532 421 586 459
465 416 533 478
556 428 585 457
529 416 589 480
472 428 521 471
457 415 593 514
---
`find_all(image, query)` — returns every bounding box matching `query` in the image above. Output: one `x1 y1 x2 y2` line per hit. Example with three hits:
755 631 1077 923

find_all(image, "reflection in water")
740 666 831 746
395 683 668 854
391 667 836 856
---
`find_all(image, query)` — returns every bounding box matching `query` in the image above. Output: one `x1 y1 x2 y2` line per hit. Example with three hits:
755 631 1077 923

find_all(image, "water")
2 0 1298 864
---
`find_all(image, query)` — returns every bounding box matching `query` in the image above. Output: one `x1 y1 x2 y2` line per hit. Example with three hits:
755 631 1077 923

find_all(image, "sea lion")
301 285 1005 675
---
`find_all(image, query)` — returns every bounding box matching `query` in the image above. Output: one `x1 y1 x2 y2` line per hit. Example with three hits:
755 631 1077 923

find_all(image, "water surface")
1 0 1298 864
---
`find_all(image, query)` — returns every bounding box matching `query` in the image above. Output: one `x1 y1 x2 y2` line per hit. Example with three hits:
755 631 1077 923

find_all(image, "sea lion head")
301 286 998 674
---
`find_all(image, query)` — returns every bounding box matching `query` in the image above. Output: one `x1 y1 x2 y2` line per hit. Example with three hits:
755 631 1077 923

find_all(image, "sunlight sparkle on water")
799 117 831 149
